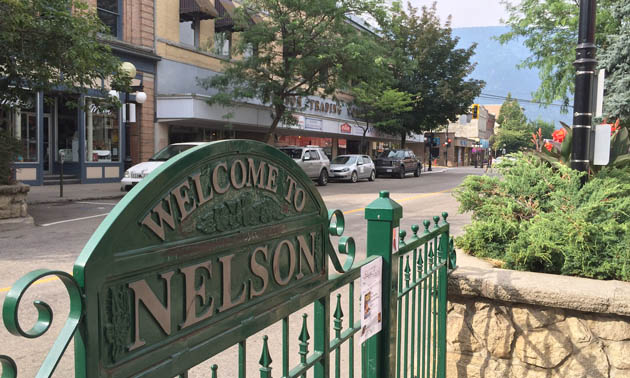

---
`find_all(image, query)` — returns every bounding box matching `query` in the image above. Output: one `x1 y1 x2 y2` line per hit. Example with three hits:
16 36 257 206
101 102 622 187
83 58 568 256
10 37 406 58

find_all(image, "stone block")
556 342 609 378
511 305 565 330
471 304 515 359
447 313 482 354
606 341 630 370
587 316 630 341
514 328 572 369
557 316 592 346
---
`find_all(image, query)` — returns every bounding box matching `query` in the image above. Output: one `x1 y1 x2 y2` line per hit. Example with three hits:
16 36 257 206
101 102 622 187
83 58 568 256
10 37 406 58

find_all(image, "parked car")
121 142 207 191
374 149 422 178
330 154 376 183
278 145 330 186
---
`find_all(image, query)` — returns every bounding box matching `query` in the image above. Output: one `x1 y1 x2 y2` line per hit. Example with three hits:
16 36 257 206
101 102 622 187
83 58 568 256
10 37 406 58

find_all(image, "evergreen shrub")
455 153 630 281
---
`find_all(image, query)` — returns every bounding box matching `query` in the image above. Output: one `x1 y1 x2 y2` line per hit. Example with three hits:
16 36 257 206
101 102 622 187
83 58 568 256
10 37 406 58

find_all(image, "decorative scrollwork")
0 355 17 378
326 209 355 273
2 269 83 378
448 236 457 270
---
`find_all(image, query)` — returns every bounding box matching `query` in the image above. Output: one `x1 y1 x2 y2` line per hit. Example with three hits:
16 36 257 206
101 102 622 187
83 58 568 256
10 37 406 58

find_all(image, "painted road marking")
0 275 67 293
76 201 117 206
40 213 110 227
342 187 454 215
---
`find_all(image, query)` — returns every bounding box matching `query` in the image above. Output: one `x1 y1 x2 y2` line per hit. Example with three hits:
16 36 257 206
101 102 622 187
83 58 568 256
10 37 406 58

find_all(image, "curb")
0 215 35 231
27 193 126 205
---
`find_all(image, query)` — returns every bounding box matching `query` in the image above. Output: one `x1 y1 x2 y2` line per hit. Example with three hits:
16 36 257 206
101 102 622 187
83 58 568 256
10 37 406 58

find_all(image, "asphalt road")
0 167 483 377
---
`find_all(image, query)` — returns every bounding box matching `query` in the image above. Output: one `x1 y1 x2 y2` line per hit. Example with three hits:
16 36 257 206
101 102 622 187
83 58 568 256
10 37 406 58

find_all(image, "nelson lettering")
141 157 309 241
124 231 322 352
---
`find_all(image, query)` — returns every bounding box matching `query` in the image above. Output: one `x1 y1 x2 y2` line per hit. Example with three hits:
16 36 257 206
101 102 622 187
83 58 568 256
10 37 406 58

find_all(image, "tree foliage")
492 94 532 152
499 0 619 108
599 1 630 122
199 0 378 144
0 0 130 105
350 81 414 153
0 129 22 185
456 153 630 281
376 1 484 146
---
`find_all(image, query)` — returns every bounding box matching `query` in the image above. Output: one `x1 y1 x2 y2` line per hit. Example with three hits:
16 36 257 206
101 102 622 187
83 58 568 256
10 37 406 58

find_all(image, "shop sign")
74 140 331 377
305 117 323 130
340 123 352 134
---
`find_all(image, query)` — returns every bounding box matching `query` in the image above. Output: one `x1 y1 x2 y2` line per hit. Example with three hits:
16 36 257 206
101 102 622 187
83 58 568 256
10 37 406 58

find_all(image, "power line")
478 92 573 109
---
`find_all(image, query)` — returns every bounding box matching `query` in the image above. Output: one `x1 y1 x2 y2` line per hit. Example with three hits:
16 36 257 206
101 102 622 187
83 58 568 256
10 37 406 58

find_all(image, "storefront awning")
215 0 261 32
180 0 218 22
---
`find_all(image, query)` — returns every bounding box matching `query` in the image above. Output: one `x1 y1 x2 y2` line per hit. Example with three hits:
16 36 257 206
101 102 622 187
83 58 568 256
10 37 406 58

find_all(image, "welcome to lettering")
140 158 309 241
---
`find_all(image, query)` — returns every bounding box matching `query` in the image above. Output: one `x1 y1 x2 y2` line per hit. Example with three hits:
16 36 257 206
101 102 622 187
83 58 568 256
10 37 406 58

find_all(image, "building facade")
430 104 496 167
6 0 159 186
153 0 423 160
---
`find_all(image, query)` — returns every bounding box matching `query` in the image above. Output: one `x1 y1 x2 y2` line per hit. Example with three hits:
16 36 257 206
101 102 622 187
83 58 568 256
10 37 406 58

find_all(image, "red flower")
552 129 567 143
611 119 621 135
544 142 553 152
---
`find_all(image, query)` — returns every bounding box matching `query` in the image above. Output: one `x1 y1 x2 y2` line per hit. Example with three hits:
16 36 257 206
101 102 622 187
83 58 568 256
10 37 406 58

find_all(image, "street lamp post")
571 0 597 184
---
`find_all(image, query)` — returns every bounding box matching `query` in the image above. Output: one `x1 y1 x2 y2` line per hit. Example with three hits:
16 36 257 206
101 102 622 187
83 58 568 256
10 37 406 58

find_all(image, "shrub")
455 153 630 281
0 129 22 185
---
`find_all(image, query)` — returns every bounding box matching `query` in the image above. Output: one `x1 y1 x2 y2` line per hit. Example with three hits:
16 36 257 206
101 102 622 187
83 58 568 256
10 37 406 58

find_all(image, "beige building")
153 0 423 158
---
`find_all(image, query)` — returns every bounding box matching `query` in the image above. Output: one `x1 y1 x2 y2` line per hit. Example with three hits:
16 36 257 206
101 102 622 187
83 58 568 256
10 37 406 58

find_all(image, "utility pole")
571 0 597 184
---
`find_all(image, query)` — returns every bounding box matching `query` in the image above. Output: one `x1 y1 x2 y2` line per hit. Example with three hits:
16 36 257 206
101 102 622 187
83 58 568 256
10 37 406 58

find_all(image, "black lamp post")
571 0 597 183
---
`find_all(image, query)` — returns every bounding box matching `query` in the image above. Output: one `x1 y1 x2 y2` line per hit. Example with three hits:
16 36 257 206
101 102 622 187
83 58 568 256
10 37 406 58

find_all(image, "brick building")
5 0 159 185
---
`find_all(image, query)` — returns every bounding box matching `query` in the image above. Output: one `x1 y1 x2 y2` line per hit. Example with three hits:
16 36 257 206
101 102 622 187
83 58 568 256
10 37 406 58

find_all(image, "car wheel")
318 169 329 186
368 170 376 181
414 165 421 177
398 166 405 179
350 171 358 183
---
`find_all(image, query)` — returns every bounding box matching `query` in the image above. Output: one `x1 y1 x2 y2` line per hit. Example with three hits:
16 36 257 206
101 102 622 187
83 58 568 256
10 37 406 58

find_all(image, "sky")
406 0 508 28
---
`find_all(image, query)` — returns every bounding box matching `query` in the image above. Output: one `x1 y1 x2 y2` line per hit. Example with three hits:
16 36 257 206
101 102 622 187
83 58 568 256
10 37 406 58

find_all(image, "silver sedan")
329 154 376 183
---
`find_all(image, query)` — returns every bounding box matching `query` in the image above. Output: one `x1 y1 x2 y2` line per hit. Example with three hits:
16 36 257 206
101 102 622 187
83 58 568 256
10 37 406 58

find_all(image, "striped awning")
180 0 218 22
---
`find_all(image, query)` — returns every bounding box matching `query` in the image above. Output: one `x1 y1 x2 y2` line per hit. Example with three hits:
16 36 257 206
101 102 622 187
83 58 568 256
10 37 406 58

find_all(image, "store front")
3 92 125 185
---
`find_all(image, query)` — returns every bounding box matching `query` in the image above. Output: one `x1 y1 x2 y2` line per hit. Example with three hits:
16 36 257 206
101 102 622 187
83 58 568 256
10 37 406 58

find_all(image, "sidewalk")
27 182 125 205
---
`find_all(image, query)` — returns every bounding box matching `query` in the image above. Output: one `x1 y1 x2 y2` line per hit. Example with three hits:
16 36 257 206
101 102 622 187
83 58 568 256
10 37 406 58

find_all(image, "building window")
85 99 120 162
2 101 38 162
213 31 231 57
97 0 121 38
179 20 196 46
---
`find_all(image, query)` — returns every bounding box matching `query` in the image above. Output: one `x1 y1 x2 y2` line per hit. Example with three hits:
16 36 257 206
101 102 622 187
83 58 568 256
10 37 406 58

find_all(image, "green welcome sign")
72 140 351 377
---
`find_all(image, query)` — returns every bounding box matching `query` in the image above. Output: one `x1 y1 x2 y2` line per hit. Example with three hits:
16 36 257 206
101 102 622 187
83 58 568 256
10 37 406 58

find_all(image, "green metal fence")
0 141 455 378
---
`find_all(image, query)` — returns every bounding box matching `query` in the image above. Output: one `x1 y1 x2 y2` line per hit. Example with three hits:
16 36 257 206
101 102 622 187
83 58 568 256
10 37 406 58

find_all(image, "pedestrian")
485 152 493 173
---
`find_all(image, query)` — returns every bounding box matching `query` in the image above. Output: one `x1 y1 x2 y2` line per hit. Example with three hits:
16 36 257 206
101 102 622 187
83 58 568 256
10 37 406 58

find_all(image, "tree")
499 0 619 108
377 2 484 147
199 0 378 144
350 82 414 153
599 2 630 124
0 0 130 105
493 94 532 152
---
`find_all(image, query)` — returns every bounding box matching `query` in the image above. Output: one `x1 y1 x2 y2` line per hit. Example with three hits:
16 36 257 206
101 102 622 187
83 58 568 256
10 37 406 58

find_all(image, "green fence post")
364 190 403 378
437 213 450 378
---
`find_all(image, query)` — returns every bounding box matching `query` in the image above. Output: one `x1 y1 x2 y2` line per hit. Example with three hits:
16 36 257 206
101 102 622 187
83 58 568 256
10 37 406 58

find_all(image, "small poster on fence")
360 256 383 343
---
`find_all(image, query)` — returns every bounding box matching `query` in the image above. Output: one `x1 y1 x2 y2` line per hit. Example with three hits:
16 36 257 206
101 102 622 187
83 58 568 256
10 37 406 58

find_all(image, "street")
0 167 482 377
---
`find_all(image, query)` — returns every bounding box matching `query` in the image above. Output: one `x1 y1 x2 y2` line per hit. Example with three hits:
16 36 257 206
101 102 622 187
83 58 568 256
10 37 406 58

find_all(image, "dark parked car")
374 149 422 178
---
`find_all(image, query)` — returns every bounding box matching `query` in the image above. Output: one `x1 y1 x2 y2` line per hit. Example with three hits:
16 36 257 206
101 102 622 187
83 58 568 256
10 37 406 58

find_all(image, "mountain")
453 26 572 128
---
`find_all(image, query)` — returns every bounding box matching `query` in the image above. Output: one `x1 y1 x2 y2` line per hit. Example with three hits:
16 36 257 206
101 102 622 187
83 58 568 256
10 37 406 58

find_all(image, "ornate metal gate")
1 140 455 378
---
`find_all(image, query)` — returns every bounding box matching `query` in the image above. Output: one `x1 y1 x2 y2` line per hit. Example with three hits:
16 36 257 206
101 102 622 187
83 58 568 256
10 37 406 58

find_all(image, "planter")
446 251 630 378
0 183 30 219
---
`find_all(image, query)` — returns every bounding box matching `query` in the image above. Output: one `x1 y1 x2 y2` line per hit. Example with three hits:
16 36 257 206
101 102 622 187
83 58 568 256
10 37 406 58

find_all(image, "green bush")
0 128 22 185
455 153 630 281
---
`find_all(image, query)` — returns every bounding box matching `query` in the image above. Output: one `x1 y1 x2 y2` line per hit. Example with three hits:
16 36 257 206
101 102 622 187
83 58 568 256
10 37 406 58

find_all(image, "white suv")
278 146 330 186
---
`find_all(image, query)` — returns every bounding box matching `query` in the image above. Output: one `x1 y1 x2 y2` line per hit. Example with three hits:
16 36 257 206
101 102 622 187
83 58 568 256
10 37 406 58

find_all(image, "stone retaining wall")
0 184 29 219
447 254 630 378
